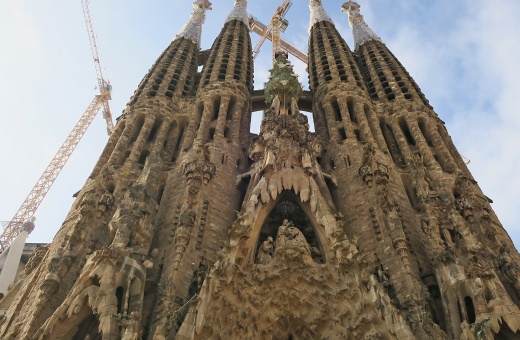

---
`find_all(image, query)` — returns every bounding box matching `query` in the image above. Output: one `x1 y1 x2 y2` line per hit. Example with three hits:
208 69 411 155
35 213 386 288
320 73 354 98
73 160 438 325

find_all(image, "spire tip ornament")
226 0 249 25
342 1 381 49
175 0 212 46
265 54 302 116
309 0 334 31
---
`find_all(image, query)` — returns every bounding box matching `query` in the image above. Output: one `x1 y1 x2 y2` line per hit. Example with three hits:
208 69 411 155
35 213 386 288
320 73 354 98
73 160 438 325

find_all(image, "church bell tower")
1 1 520 339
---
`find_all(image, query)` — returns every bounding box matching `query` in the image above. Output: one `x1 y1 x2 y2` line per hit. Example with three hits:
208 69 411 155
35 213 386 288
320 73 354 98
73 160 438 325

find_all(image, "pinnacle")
309 0 334 31
342 1 381 49
265 54 302 114
226 0 249 25
175 0 212 46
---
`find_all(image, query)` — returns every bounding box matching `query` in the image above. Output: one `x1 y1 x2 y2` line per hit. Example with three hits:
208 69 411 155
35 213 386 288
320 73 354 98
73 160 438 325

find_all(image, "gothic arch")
37 287 108 340
242 189 332 265
252 190 327 264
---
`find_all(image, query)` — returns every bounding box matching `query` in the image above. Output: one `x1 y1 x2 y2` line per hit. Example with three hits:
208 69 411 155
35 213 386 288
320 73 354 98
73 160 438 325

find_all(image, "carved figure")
24 246 48 275
97 190 115 217
256 236 274 264
274 220 315 264
498 245 520 294
108 183 157 255
172 210 197 270
270 95 281 116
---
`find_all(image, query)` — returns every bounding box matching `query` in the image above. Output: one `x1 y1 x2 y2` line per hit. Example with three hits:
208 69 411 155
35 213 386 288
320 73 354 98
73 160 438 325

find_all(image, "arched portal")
254 190 325 264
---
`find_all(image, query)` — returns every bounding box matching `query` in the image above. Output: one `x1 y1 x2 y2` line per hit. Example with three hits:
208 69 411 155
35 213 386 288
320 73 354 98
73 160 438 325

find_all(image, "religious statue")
256 236 274 264
274 219 316 264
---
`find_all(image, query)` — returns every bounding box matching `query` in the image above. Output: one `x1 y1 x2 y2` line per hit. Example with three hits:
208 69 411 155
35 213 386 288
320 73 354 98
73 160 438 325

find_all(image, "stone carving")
412 153 432 206
273 219 317 265
172 210 197 270
195 200 209 250
97 190 115 217
121 311 140 340
498 245 520 295
184 145 216 198
4 5 520 339
34 247 147 339
109 184 157 254
40 249 74 296
255 236 274 264
24 246 48 276
359 143 375 187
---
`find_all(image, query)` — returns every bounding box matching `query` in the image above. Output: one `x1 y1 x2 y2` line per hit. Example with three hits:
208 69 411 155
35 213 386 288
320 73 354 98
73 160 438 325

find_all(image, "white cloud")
381 0 520 246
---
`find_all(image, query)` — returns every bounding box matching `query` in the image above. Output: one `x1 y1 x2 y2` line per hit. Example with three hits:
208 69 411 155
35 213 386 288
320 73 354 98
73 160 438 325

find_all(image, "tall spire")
226 0 248 25
309 0 333 31
342 1 380 50
175 0 212 47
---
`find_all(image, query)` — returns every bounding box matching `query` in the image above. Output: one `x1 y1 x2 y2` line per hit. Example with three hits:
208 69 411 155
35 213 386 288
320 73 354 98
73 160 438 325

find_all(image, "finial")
342 1 380 49
175 0 212 46
309 0 333 31
226 0 248 25
265 54 302 116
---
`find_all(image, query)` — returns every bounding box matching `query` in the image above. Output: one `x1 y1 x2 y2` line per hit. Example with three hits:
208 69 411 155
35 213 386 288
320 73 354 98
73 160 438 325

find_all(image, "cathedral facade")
1 0 520 339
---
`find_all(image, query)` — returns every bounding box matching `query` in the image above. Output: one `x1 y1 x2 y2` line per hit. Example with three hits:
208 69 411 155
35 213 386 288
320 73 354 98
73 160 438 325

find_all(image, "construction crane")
0 0 114 251
249 16 308 64
82 0 114 135
250 0 308 63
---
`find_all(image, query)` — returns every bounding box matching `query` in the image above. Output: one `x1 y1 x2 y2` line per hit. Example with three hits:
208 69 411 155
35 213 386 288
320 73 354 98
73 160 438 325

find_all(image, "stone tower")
1 0 520 339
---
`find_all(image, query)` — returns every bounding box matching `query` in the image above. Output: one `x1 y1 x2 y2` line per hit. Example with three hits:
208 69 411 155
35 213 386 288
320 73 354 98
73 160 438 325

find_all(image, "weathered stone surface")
0 1 519 339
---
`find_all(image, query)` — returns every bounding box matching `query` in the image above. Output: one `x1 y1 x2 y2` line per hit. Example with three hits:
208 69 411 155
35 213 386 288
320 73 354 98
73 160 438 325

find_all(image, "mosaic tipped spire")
226 0 248 25
175 0 212 47
342 1 381 49
309 0 333 31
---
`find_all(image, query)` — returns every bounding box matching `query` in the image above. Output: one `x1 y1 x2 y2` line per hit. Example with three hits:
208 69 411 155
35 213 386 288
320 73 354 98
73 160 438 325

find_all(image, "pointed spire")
175 0 212 47
342 1 380 49
226 0 248 25
309 0 333 31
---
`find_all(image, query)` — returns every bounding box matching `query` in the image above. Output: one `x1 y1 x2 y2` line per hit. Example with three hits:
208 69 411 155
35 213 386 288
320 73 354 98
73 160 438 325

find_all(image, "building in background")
0 0 519 338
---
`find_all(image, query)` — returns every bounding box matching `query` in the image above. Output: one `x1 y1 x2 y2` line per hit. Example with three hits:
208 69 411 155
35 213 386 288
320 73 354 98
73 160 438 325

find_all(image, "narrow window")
464 297 476 324
212 97 221 121
347 99 357 123
399 118 416 146
332 99 342 122
338 128 347 141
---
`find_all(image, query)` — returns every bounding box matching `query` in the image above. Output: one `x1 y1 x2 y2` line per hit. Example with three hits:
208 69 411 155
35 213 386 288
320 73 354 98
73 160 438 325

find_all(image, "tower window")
399 118 416 146
208 128 216 141
338 128 347 141
331 99 342 121
213 97 221 121
347 99 357 123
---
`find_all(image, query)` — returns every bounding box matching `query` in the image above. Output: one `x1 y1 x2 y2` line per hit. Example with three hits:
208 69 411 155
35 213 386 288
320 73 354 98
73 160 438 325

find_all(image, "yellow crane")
249 0 307 64
249 16 308 64
0 0 114 250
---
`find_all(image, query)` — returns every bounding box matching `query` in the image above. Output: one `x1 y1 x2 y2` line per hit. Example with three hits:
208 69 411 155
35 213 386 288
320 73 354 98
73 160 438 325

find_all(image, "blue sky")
1 0 519 248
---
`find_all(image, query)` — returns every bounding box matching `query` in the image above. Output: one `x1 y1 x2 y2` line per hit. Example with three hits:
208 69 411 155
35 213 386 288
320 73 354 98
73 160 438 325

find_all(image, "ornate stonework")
0 2 519 339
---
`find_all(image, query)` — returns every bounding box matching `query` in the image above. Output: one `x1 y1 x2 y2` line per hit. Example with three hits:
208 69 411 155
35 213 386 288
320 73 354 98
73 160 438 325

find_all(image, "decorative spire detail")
226 0 248 25
175 0 212 46
309 0 333 31
265 54 302 116
342 1 381 49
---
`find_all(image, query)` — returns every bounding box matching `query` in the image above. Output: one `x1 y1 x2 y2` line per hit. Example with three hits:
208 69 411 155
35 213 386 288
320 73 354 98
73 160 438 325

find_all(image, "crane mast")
81 0 114 135
0 1 113 250
0 96 104 250
251 0 293 61
249 16 307 64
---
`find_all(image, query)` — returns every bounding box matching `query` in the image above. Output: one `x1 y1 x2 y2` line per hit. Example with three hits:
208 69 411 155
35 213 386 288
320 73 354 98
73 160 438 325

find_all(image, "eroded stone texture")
1 1 520 339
